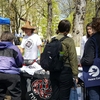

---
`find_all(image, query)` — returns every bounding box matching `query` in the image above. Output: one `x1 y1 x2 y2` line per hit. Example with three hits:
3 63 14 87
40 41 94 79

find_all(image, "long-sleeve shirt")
80 35 88 58
56 33 78 79
81 32 100 66
0 41 23 74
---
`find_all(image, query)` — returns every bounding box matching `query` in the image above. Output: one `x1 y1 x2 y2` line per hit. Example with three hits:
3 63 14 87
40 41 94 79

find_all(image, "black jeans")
50 67 73 100
0 72 21 100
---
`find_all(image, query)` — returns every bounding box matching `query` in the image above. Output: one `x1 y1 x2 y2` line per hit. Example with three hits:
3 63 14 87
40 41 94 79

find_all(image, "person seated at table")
0 31 23 100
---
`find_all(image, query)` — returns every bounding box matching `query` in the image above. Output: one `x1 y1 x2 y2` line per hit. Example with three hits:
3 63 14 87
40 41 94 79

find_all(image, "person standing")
79 23 93 80
81 17 100 100
0 31 23 100
20 21 42 100
80 23 93 58
79 23 93 100
50 19 78 100
20 21 42 60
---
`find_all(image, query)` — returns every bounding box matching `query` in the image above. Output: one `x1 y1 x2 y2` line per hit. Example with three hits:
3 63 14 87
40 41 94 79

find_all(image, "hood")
0 42 13 49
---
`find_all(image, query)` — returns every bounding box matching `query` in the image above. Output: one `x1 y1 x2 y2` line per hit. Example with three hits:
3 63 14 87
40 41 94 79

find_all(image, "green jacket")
56 33 78 79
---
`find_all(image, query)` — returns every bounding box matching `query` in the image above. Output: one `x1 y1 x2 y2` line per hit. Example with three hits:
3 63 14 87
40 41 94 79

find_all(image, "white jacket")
80 35 88 58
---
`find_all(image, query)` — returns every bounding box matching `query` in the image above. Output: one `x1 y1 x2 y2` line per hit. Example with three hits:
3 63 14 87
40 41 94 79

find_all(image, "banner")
26 77 52 100
83 58 100 87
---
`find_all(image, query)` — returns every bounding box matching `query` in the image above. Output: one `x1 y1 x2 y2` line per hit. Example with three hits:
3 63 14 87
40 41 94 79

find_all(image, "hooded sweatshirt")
0 41 23 74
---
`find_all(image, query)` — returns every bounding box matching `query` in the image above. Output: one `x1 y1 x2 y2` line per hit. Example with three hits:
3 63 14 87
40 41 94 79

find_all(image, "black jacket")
81 32 100 66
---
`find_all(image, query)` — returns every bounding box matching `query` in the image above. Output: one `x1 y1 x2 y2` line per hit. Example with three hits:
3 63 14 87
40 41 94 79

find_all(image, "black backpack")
40 36 68 71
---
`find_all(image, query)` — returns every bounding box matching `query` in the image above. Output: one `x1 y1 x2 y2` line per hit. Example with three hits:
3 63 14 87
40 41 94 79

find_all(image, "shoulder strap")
59 36 68 42
59 36 69 61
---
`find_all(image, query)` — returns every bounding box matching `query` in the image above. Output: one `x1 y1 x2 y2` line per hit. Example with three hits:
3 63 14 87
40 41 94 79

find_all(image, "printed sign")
26 78 52 100
83 64 100 87
32 78 52 99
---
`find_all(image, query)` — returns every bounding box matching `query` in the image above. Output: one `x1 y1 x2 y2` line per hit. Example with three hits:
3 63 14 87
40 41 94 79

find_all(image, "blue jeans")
87 86 100 100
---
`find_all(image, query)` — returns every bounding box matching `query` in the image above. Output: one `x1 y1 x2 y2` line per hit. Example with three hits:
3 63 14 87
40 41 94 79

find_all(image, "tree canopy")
0 0 99 46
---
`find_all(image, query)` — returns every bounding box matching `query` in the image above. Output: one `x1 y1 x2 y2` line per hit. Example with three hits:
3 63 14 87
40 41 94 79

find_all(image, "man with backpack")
41 19 78 100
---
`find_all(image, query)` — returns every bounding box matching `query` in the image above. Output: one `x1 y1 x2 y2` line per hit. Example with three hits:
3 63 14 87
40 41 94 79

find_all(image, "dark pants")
0 72 21 100
20 73 32 100
50 67 73 100
87 86 100 100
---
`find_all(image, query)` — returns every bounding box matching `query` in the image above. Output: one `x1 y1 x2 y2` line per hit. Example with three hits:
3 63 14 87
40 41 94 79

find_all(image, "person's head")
0 31 14 42
86 23 93 38
21 21 35 36
91 17 100 33
57 19 71 35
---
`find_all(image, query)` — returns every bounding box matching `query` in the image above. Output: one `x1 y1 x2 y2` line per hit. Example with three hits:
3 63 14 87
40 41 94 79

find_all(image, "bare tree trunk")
7 1 16 34
47 0 52 41
95 0 100 17
72 0 86 47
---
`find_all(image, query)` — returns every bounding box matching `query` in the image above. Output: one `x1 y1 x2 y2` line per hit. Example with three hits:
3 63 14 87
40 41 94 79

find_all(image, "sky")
57 0 73 20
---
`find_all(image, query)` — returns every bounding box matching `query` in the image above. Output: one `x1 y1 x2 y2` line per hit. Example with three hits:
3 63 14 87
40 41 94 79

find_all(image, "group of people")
0 21 42 100
0 17 100 100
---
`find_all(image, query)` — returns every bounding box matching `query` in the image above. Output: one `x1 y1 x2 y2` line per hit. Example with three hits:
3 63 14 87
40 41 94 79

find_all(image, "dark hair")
91 17 100 32
86 23 92 38
56 29 59 34
0 31 14 41
58 19 71 33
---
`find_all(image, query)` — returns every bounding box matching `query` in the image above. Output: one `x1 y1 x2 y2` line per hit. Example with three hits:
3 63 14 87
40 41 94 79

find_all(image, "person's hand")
75 78 78 84
78 63 82 67
37 57 40 60
73 78 78 84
